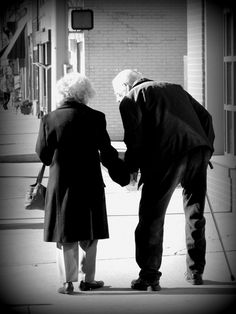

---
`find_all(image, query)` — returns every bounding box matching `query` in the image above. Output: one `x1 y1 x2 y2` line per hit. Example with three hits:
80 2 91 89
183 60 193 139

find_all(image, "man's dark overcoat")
120 79 215 182
36 101 129 243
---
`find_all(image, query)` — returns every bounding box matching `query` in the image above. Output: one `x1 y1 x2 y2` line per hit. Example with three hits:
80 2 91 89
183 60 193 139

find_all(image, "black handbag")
25 164 47 210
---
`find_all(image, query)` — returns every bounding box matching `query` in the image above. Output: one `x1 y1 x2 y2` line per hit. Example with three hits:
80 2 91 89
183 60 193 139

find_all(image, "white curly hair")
56 72 96 106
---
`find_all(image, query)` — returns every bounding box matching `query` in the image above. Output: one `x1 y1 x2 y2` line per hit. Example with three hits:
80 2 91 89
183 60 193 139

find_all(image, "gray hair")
56 72 96 106
112 69 143 95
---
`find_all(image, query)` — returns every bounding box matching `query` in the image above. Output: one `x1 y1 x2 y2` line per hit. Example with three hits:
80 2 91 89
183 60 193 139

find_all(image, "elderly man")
112 69 215 291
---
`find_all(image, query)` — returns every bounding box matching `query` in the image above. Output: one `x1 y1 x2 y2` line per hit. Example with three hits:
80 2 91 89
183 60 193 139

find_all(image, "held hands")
126 171 139 191
130 172 138 185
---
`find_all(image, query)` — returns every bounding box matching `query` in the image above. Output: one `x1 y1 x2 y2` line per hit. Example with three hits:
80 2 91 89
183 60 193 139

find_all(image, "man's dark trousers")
135 147 210 282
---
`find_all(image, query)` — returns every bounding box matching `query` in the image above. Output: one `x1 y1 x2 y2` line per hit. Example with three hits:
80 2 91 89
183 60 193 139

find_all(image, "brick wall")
187 0 205 105
207 161 236 212
84 0 187 140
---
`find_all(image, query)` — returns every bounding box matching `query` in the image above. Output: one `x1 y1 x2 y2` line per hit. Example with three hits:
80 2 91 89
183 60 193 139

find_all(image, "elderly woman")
36 72 129 294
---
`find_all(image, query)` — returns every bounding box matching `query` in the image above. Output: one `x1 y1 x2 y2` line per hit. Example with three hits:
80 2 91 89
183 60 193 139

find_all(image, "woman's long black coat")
36 101 129 243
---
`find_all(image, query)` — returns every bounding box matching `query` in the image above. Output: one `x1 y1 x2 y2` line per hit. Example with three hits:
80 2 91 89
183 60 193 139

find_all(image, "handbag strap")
36 164 46 184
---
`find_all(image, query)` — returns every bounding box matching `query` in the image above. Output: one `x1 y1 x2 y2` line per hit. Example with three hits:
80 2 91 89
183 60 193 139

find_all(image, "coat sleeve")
119 97 143 173
186 92 215 153
97 113 130 186
35 116 55 166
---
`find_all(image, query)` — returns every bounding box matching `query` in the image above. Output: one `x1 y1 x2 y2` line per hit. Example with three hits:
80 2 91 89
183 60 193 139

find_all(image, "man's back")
120 80 214 171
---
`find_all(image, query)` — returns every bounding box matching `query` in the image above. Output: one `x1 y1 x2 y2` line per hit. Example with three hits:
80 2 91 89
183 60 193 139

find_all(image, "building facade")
0 0 187 136
0 0 235 212
186 0 235 213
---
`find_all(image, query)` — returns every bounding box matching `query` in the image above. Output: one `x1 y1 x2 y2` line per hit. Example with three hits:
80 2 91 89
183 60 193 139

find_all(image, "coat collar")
57 100 86 110
132 78 153 89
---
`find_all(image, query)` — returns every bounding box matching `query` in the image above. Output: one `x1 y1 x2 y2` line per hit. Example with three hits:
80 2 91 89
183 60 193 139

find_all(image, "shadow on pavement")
0 222 43 230
67 283 236 296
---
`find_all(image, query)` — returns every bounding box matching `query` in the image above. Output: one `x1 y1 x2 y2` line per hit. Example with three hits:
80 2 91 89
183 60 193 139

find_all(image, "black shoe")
131 278 161 291
79 280 104 291
186 272 203 285
57 282 74 294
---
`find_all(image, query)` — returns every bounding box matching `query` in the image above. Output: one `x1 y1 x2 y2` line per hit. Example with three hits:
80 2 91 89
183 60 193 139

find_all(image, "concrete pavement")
0 107 236 314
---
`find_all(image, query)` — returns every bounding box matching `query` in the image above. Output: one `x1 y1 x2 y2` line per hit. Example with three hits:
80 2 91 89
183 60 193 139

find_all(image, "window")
224 8 236 156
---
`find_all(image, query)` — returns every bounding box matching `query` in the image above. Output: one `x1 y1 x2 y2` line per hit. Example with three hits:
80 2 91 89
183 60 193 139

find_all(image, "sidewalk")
0 107 126 162
0 108 236 314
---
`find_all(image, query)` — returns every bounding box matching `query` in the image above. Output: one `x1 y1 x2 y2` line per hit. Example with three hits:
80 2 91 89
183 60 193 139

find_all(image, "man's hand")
130 172 138 185
125 171 139 191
